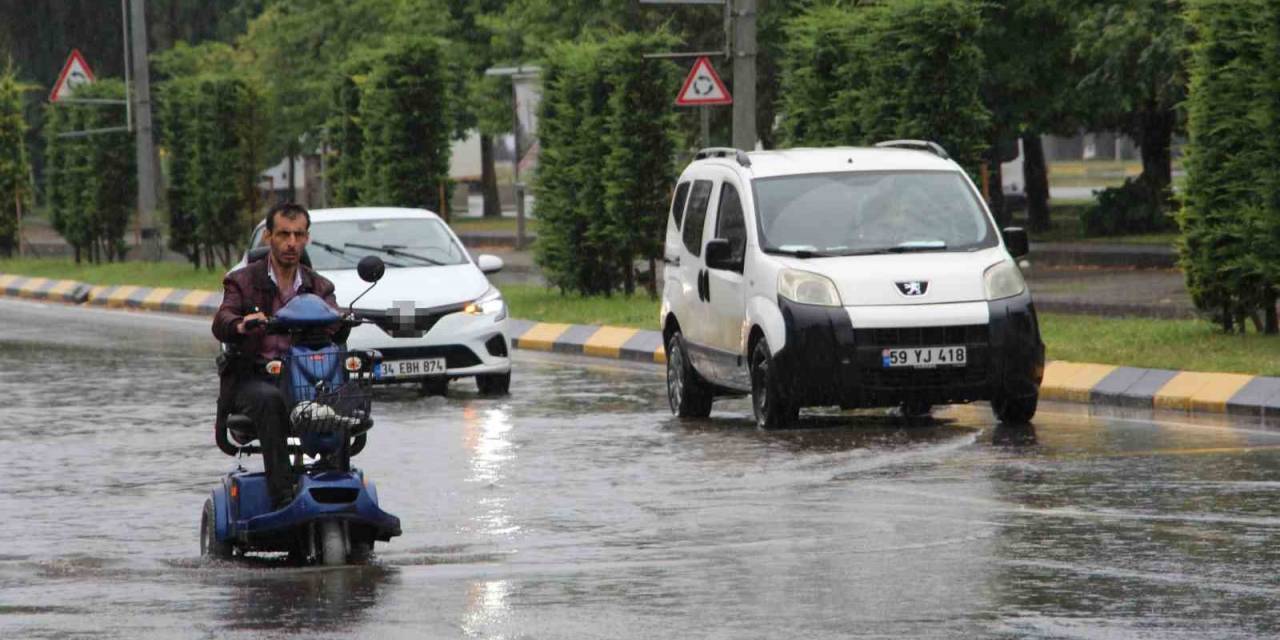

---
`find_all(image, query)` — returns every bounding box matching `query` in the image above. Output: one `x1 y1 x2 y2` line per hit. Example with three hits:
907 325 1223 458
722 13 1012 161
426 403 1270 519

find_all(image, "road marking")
1155 371 1255 412
516 322 571 351
583 326 639 359
1040 361 1116 403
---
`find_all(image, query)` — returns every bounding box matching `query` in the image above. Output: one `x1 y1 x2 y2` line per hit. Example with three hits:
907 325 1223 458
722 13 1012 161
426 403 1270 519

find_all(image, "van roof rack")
873 139 950 160
694 147 752 168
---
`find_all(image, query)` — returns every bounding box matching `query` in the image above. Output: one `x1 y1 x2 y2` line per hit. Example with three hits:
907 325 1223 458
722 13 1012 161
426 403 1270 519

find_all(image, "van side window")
670 182 690 229
682 180 713 256
715 183 747 267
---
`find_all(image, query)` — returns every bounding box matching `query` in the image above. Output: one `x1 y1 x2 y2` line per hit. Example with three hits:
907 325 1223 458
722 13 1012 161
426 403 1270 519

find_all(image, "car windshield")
753 171 997 255
306 218 469 270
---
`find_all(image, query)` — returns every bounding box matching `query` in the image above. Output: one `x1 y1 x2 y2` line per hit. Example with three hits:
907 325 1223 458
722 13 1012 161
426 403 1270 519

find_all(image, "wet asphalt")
2 297 1280 639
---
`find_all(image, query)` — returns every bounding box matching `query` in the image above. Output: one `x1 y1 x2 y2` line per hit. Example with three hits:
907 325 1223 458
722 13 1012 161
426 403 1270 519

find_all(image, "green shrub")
157 74 265 268
42 80 135 263
1081 178 1175 237
1180 0 1280 332
533 33 681 296
778 0 990 178
0 59 32 257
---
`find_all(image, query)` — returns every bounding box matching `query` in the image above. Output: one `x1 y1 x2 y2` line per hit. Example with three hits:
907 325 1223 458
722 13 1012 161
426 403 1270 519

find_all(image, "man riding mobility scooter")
202 254 401 565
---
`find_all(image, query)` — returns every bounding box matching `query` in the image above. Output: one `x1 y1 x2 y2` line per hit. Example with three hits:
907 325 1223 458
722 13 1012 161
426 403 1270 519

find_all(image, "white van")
660 142 1044 429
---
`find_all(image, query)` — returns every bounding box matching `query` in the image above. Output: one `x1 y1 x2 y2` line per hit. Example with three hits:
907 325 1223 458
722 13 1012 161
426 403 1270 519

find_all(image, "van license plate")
379 358 447 378
882 346 966 368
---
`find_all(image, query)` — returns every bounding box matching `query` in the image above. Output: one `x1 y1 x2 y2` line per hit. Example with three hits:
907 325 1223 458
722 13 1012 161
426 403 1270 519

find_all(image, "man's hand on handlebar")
238 312 268 334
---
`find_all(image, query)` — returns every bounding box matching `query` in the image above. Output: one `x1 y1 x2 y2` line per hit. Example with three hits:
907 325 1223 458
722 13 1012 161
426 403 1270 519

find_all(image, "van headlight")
983 260 1026 300
778 269 843 307
464 287 507 320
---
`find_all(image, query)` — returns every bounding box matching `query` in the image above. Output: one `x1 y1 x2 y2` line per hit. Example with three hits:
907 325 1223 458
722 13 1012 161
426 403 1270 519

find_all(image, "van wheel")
992 393 1038 425
666 332 712 417
751 338 798 430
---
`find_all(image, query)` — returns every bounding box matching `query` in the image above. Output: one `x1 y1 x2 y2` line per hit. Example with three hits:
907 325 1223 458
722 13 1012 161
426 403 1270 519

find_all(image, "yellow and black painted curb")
5 272 1280 419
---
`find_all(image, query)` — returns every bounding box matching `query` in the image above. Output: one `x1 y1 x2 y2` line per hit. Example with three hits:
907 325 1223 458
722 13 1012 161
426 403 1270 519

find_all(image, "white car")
660 143 1045 429
243 207 512 395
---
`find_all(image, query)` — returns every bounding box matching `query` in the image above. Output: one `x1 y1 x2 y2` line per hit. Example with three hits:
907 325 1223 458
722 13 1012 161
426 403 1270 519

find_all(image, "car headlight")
983 260 1026 300
778 269 843 307
465 287 507 320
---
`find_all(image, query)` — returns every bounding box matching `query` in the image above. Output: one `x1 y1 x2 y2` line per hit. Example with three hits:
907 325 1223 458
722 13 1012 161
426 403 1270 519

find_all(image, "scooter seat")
226 413 256 445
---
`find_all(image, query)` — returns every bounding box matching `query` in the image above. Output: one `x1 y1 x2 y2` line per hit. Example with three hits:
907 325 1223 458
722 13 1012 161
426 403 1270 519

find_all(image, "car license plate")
379 358 447 378
882 346 966 368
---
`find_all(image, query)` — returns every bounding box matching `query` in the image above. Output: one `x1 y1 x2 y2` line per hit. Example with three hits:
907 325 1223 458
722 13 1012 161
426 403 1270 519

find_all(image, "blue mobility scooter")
202 255 401 565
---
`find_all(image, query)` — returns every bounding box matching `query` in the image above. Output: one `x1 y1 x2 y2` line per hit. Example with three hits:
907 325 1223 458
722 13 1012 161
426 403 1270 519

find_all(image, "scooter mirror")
357 256 386 283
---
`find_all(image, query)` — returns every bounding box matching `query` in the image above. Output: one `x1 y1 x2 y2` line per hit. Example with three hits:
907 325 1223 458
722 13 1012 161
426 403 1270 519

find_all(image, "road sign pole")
128 0 161 261
732 0 757 151
700 107 710 147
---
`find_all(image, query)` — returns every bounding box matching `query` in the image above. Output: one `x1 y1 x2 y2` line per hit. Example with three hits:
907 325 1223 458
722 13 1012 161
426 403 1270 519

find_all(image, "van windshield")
753 171 998 256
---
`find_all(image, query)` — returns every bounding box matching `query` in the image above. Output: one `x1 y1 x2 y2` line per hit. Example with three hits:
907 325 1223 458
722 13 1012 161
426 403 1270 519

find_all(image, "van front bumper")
775 292 1045 409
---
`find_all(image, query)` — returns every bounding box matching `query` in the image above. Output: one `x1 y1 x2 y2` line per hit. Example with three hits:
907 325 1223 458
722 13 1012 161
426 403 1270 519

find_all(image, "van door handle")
664 255 680 266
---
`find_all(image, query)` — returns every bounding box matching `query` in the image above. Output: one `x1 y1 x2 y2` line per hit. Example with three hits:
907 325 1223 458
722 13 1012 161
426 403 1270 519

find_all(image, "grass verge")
1040 312 1280 376
4 258 1277 376
502 284 660 331
0 258 226 291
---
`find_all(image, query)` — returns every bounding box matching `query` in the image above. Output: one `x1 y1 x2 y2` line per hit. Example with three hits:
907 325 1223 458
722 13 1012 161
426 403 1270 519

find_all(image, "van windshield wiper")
765 246 842 258
345 242 445 266
884 241 947 253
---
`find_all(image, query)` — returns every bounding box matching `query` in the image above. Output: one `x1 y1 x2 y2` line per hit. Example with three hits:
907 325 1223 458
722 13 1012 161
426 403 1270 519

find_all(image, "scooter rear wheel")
201 498 233 560
319 520 347 566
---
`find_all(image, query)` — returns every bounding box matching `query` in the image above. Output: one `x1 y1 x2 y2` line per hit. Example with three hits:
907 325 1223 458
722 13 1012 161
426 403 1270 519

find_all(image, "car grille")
853 324 988 347
357 303 468 338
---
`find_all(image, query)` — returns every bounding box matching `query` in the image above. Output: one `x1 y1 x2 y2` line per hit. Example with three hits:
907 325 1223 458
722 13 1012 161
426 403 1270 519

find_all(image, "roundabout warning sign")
675 56 731 107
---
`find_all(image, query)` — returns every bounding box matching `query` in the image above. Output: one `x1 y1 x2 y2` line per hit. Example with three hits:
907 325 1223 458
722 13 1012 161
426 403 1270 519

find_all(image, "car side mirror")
1002 227 1029 259
357 256 386 283
476 254 504 274
705 238 739 271
246 246 269 263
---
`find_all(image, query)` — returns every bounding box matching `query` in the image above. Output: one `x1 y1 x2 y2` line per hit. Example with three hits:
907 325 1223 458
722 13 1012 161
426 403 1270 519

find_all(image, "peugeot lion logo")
896 281 928 297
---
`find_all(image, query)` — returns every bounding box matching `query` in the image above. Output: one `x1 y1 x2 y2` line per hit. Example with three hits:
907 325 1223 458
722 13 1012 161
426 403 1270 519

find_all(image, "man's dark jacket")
213 257 348 424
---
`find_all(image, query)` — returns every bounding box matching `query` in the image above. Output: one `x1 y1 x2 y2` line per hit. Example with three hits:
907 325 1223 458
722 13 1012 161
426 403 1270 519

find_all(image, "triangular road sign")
675 56 731 107
50 49 96 103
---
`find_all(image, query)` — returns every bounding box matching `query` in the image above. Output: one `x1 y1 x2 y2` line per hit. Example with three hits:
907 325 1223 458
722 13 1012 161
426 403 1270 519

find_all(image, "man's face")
267 212 309 268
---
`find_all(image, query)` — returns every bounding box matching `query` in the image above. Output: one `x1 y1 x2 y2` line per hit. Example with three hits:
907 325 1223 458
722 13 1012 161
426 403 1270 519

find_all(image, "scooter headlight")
344 356 364 372
778 269 843 307
464 287 507 320
265 360 283 376
983 260 1026 300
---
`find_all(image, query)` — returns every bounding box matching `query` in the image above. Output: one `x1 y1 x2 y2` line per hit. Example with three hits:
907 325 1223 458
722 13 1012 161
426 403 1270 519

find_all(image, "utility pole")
731 0 757 151
128 0 161 261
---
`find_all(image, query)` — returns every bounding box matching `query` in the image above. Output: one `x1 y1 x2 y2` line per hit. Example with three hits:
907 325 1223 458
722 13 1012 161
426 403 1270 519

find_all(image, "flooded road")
3 297 1280 639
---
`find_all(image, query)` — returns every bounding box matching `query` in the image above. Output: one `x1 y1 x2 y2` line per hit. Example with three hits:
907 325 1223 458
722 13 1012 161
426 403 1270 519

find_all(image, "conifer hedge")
1181 0 1280 333
43 80 135 263
328 37 454 213
0 60 32 257
157 74 265 268
534 33 680 296
777 0 990 178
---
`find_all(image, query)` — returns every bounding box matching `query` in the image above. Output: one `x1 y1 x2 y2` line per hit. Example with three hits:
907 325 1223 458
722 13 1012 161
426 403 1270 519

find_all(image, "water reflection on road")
2 298 1280 638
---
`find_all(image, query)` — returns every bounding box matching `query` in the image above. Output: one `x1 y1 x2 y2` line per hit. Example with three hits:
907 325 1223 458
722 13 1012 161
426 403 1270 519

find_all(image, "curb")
5 273 1280 420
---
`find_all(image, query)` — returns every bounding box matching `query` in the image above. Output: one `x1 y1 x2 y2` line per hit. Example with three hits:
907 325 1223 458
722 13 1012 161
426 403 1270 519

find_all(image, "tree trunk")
1022 134 1051 233
1267 288 1278 335
647 256 657 298
480 134 501 218
986 145 1008 228
286 151 297 203
1137 106 1174 196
